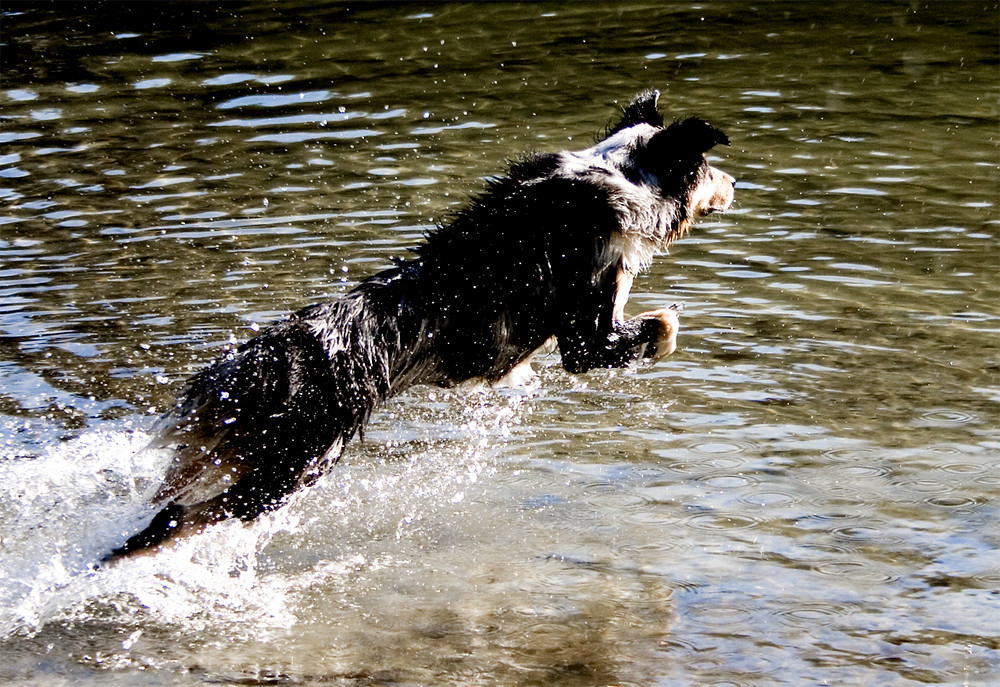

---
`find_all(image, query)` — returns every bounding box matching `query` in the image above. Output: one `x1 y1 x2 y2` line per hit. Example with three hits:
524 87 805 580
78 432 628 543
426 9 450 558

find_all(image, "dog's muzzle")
702 167 735 215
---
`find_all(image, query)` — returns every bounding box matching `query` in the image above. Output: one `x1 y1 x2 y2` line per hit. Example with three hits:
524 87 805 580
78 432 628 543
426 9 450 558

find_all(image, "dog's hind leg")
103 503 188 561
104 318 357 561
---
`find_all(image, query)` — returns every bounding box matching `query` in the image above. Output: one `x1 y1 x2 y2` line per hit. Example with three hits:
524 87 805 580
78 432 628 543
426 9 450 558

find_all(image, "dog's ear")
604 89 664 138
633 118 729 188
647 117 730 159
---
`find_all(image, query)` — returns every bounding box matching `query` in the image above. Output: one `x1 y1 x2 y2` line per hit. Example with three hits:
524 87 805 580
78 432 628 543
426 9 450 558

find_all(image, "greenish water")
1 2 998 685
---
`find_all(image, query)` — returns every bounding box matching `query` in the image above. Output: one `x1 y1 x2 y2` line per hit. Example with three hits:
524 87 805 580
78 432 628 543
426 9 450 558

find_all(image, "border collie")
106 89 735 560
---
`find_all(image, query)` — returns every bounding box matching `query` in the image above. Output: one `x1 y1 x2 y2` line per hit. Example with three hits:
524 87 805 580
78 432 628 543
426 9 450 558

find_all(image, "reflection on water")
1 1 998 685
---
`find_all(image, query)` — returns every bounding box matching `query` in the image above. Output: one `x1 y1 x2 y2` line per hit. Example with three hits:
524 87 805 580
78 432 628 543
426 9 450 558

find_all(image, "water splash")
0 389 522 640
0 424 300 638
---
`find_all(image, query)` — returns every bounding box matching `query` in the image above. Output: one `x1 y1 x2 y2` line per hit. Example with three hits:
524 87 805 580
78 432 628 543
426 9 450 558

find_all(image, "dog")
105 89 734 561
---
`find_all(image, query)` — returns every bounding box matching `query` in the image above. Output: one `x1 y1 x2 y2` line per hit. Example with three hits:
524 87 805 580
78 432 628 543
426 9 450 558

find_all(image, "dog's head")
587 89 735 249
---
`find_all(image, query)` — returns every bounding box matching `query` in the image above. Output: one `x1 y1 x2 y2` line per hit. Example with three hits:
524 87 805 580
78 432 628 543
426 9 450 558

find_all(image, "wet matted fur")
106 89 735 560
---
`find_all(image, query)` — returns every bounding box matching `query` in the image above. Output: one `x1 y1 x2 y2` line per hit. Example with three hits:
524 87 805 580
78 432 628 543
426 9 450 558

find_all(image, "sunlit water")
1 2 998 685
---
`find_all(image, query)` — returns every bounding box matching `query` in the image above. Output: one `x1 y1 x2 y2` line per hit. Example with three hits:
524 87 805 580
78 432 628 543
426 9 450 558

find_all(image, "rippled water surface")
1 2 998 685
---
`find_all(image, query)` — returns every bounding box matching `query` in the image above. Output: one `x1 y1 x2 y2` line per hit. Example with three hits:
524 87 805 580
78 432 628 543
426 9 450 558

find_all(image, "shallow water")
1 2 998 685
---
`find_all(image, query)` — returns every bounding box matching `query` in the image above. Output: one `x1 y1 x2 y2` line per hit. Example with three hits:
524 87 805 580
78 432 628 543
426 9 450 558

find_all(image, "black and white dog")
107 89 735 560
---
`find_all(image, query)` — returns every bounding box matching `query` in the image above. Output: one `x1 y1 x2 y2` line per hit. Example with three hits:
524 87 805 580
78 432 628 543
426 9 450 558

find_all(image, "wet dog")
106 89 734 560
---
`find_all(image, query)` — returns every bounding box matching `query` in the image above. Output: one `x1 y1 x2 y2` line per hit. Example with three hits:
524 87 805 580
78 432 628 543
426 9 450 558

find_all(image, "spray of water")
0 388 528 641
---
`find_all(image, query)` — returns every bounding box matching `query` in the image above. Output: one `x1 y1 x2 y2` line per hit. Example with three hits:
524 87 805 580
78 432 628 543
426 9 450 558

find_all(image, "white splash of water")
0 424 297 639
0 390 523 641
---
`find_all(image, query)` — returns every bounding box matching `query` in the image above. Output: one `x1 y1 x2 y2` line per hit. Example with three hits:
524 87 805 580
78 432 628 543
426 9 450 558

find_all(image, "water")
1 2 998 684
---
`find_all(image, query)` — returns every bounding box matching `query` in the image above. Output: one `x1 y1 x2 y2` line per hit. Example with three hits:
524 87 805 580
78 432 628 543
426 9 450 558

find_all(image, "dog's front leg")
559 306 680 373
612 265 634 323
629 304 680 360
557 257 682 373
613 261 679 362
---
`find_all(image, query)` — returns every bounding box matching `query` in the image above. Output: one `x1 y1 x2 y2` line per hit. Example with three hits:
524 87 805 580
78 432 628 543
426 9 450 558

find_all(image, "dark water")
1 2 998 685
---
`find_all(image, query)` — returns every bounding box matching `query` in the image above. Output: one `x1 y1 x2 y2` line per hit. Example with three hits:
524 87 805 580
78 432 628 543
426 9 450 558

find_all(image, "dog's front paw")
635 307 680 360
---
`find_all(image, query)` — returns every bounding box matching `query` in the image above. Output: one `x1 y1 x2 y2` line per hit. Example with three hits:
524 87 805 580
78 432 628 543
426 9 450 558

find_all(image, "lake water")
1 2 998 685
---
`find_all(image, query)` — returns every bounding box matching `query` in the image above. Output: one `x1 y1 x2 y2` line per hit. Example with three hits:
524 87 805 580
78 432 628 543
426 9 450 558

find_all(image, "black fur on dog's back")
106 90 735 560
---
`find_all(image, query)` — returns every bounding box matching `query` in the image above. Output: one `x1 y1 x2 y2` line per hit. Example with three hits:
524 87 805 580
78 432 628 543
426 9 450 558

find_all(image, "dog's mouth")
695 199 731 217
